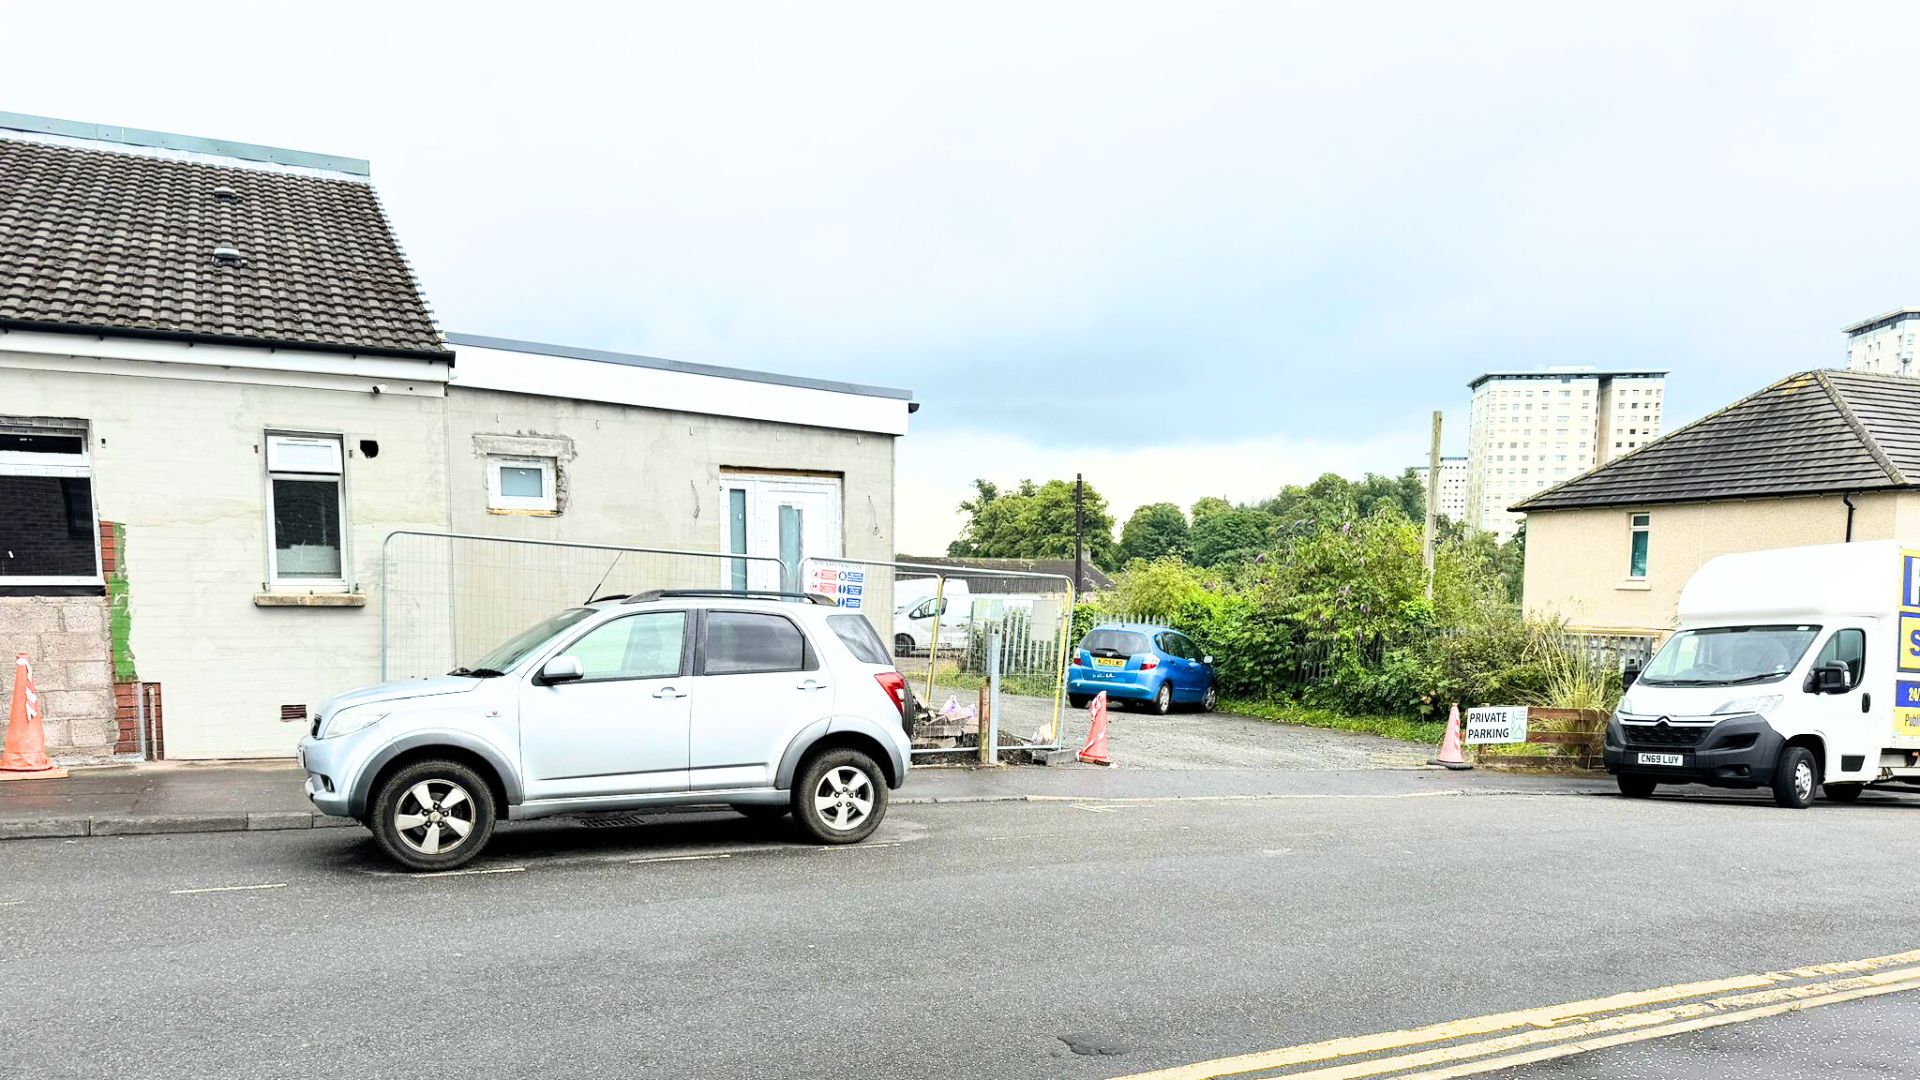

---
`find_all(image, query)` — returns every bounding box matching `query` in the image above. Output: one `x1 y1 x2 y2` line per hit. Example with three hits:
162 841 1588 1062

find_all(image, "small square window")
488 456 558 513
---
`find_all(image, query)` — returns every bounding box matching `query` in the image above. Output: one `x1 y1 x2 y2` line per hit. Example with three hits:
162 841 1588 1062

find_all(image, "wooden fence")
1471 707 1607 773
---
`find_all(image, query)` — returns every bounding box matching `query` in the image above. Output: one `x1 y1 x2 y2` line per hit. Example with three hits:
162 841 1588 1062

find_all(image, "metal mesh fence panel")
380 531 785 680
801 557 1074 754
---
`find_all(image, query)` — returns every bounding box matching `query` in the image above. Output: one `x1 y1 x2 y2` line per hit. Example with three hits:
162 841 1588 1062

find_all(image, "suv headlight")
321 706 388 739
1712 695 1782 717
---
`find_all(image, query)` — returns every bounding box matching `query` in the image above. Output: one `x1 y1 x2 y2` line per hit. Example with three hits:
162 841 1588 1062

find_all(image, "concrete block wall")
0 595 114 761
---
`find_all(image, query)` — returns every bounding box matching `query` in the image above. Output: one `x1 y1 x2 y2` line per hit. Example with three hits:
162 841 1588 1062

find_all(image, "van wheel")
1823 782 1865 803
793 748 889 844
1772 746 1818 809
370 759 497 871
1617 775 1657 799
894 634 915 657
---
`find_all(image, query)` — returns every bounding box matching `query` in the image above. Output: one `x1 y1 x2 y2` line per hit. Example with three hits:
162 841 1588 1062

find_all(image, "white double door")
721 475 842 593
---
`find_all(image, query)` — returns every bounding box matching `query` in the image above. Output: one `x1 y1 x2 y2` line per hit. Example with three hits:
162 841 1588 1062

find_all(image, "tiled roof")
0 136 445 356
1514 370 1920 512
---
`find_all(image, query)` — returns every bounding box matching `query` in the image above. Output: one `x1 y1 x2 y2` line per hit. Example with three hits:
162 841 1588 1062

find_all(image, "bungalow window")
487 455 558 513
266 433 345 587
0 424 100 587
1628 513 1651 579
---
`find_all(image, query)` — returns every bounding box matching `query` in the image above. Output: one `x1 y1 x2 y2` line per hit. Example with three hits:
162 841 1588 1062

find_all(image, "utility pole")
1073 473 1085 596
1423 410 1442 600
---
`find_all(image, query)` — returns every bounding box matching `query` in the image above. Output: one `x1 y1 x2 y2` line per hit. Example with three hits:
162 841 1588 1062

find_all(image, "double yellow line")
1112 948 1920 1080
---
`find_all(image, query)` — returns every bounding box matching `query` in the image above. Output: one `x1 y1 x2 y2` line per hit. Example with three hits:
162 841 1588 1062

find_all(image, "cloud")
895 422 1429 554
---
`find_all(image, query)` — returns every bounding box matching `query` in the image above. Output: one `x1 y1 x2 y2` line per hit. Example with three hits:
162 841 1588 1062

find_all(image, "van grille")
1622 722 1711 748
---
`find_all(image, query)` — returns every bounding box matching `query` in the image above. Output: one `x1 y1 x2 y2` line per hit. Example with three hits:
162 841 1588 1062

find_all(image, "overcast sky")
8 2 1919 552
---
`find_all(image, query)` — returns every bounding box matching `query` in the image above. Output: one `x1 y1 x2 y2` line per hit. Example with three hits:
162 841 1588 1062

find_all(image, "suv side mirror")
538 656 585 685
1622 658 1642 689
1811 660 1852 694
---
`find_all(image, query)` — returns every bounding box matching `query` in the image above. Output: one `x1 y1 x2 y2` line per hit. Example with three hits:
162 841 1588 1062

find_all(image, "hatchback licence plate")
1636 752 1684 767
1093 657 1125 669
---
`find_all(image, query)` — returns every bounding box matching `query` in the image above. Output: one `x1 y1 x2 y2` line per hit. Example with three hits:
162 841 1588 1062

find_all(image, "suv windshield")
1082 629 1150 657
1638 624 1820 687
460 607 596 675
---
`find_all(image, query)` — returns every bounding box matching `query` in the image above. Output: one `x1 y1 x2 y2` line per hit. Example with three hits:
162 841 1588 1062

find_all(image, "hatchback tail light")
1139 657 1158 670
875 671 908 717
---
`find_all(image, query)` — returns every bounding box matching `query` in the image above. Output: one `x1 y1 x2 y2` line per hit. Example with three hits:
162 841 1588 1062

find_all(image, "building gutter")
0 318 452 364
1843 492 1857 543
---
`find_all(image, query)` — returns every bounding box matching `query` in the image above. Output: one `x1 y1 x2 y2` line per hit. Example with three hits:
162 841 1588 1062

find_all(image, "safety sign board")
1464 706 1528 745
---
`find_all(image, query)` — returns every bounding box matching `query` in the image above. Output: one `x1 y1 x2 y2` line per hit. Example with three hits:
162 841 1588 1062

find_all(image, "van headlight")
1712 695 1782 717
321 706 389 739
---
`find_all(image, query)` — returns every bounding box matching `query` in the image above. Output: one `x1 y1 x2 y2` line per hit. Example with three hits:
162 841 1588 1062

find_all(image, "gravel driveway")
965 692 1430 771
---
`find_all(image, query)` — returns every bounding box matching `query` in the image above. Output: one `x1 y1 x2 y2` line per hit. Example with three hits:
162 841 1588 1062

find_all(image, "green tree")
947 477 1120 568
1118 502 1189 563
1188 506 1275 567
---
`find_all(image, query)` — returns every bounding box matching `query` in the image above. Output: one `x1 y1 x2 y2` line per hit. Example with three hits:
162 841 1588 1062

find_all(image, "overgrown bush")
1074 510 1617 722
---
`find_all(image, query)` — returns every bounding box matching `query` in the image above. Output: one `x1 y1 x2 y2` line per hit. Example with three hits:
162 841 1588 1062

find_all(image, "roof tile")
0 137 444 355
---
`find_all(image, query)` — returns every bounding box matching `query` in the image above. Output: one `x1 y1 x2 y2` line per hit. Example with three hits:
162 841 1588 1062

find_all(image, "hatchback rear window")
1081 629 1149 657
827 614 891 665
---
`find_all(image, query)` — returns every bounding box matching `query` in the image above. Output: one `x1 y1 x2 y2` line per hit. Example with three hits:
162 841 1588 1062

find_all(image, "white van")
892 578 972 655
1607 539 1920 807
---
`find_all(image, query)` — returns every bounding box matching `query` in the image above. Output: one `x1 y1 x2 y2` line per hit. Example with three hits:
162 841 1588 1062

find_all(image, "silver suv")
297 590 914 871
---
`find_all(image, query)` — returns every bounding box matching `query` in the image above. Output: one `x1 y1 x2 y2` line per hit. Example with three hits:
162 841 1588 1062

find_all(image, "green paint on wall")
109 522 137 681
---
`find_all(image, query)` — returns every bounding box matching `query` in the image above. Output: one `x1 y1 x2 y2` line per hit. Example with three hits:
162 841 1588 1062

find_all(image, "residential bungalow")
1514 369 1920 635
0 113 912 761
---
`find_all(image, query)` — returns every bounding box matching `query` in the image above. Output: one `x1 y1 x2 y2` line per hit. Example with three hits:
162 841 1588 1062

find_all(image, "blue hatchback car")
1067 622 1217 714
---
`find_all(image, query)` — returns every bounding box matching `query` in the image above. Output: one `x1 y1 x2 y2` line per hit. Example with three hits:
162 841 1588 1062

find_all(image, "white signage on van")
1464 706 1527 745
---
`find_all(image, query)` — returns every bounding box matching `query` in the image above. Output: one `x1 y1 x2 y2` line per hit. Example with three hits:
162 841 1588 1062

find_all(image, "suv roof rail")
621 589 838 606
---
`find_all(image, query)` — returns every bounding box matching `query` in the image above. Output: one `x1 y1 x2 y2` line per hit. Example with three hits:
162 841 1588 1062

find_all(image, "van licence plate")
1636 753 1685 767
1093 657 1125 669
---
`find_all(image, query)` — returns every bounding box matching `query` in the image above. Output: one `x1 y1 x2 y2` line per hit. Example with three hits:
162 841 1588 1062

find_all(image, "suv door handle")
652 686 686 699
797 679 828 691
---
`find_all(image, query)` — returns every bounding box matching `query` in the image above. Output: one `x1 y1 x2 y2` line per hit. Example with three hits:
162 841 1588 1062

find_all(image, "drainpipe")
1843 492 1857 543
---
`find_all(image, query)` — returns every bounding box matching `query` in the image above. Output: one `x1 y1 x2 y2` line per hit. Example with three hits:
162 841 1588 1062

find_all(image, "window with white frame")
487 455 558 513
0 423 100 587
1627 512 1651 579
266 433 346 587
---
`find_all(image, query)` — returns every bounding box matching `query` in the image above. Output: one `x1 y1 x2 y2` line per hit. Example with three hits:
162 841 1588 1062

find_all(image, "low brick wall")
0 594 116 761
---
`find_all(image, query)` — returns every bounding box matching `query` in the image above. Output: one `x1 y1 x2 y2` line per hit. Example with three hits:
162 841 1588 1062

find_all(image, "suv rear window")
704 611 811 675
827 614 891 665
1082 629 1149 657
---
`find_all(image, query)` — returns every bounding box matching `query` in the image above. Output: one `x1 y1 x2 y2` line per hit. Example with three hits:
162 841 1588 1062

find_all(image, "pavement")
6 776 1920 1079
0 706 1451 838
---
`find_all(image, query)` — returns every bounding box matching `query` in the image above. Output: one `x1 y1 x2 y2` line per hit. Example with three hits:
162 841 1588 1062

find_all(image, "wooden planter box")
1471 707 1607 774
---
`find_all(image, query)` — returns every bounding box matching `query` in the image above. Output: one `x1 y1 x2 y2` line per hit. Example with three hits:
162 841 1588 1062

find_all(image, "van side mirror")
1811 660 1852 695
538 656 585 685
1622 658 1642 689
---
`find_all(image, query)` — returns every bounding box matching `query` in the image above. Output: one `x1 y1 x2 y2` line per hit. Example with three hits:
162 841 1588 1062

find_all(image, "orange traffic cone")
1 653 67 780
1078 691 1112 766
1428 702 1472 771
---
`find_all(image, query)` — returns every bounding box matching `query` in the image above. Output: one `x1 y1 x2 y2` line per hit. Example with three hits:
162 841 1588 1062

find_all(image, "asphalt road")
5 777 1919 1079
1489 993 1920 1079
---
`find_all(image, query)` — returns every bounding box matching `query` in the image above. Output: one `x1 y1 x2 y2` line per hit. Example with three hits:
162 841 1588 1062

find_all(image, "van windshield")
1638 624 1820 687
